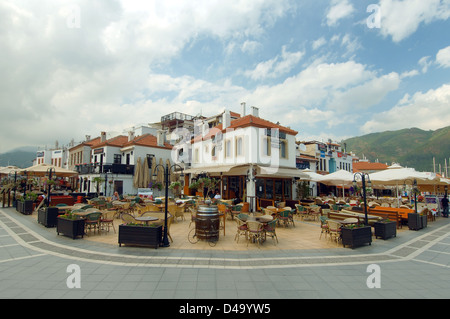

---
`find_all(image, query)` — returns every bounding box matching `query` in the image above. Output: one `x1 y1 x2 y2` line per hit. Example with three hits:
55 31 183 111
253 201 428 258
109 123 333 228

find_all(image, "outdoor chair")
327 220 342 246
246 221 264 246
121 212 140 225
278 210 294 227
319 216 329 239
264 219 278 245
100 210 116 233
84 212 102 234
235 217 248 243
188 206 197 228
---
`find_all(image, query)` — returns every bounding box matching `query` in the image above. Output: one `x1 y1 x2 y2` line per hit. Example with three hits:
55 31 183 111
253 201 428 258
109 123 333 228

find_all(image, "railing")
75 163 135 175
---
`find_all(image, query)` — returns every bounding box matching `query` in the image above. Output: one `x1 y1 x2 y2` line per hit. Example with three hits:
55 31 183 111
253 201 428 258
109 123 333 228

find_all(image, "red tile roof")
123 134 173 150
193 114 298 142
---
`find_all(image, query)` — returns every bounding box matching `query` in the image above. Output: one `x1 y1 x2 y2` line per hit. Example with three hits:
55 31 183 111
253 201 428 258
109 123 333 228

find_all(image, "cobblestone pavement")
1 207 449 301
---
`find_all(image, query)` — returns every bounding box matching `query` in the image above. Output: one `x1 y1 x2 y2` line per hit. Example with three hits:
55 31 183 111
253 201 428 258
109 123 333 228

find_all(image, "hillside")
342 126 450 172
0 149 36 169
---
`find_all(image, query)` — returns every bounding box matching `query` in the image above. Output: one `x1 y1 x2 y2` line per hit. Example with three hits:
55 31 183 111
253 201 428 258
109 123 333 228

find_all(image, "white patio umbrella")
368 164 440 207
299 169 325 182
318 169 355 200
20 163 78 177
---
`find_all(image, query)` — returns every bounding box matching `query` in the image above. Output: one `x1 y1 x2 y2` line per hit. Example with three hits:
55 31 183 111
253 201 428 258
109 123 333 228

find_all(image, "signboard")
93 148 104 155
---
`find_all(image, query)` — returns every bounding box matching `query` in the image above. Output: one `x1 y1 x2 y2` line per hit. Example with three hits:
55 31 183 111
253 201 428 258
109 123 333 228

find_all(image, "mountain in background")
342 126 450 173
0 146 36 168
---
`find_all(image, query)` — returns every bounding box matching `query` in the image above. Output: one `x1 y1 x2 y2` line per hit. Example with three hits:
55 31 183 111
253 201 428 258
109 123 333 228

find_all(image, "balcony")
75 163 135 175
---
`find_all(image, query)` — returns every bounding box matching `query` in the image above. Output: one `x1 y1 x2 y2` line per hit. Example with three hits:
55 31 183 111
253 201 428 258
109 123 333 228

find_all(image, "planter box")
341 226 372 249
57 217 85 239
408 213 422 230
118 224 162 249
421 215 427 229
17 200 34 215
38 207 64 227
374 221 397 240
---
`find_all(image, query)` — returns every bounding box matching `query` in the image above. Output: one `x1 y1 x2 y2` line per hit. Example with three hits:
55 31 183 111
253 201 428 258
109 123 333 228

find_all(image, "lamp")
353 172 371 226
153 162 184 247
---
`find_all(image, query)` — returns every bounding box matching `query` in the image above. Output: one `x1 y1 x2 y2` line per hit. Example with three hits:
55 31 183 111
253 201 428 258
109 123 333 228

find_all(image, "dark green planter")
374 221 397 240
57 217 85 239
38 207 64 227
341 226 372 249
408 213 422 230
118 225 162 249
17 200 34 215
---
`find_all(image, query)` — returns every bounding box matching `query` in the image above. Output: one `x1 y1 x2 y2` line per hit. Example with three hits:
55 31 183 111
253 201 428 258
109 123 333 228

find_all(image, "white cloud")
379 0 450 42
312 37 326 50
326 0 355 26
361 84 450 134
0 0 295 152
436 45 450 68
244 46 304 80
419 56 433 73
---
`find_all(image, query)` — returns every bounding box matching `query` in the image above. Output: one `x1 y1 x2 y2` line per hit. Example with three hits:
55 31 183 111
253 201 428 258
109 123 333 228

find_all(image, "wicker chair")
84 212 102 234
319 216 329 239
327 220 342 246
100 210 116 233
234 217 248 243
246 221 264 246
264 219 278 245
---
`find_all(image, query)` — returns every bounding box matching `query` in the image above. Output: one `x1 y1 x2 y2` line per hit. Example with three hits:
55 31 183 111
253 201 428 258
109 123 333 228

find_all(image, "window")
114 154 121 164
262 137 271 156
194 148 199 163
225 140 231 158
236 137 243 156
280 140 288 159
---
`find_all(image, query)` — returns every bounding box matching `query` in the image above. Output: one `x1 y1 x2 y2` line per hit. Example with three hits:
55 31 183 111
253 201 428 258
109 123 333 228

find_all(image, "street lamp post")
353 172 372 226
47 168 55 207
153 162 184 247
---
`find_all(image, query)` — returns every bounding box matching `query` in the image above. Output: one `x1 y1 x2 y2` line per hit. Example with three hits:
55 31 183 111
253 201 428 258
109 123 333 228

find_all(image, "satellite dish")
299 143 306 151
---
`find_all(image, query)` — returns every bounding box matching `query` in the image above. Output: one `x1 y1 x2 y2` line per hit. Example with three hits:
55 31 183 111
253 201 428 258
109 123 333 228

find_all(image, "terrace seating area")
24 193 444 251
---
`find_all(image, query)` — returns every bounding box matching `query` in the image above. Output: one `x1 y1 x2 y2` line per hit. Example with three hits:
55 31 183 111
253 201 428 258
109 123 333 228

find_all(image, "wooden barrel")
195 205 219 241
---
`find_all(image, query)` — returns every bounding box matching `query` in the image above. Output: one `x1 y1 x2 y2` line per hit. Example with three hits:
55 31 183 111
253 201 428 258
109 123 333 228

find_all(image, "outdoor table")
240 214 273 224
135 216 159 225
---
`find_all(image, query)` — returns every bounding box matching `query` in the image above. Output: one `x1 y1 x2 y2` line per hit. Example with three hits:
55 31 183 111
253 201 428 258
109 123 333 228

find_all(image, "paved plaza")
0 206 449 302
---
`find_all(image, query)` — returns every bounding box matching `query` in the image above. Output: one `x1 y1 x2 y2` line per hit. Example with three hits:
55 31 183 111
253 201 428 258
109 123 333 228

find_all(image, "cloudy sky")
1 0 450 153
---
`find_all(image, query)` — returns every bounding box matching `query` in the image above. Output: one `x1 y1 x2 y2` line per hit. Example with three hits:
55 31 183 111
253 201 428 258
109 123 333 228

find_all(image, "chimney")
128 131 135 142
251 106 259 117
157 130 166 147
85 135 91 142
241 102 246 116
222 110 231 129
100 132 106 142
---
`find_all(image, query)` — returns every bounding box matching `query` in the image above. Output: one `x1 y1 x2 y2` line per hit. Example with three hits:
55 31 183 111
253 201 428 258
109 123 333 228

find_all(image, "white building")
183 106 307 210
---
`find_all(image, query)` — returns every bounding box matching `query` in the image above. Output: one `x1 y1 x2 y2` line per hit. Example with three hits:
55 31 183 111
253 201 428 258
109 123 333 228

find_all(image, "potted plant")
374 218 397 240
341 224 372 249
17 192 37 215
57 212 85 239
38 206 64 228
118 223 162 249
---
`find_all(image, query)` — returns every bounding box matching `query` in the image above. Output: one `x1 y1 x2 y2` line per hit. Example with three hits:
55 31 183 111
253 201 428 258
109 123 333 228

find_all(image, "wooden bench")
328 212 363 224
368 208 402 229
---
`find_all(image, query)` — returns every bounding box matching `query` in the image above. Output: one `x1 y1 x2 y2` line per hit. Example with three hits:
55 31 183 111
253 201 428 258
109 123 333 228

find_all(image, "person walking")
442 194 449 218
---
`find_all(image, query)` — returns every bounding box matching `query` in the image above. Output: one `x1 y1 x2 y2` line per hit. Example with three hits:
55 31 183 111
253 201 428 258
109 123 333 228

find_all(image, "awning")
257 166 309 179
183 164 250 176
184 164 309 179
